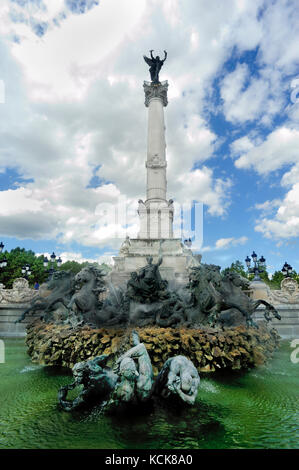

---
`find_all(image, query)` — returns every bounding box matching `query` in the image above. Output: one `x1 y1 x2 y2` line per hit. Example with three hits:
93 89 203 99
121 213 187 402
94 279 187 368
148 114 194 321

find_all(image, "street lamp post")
281 262 293 278
245 251 266 281
43 252 62 280
21 264 32 280
0 241 8 270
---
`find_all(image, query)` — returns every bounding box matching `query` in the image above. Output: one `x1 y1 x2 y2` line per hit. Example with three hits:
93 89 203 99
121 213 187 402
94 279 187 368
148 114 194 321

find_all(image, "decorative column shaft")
144 81 168 201
138 80 173 239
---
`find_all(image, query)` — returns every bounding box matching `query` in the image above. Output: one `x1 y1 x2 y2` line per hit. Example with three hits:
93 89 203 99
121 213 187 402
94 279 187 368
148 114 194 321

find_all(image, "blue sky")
0 0 299 275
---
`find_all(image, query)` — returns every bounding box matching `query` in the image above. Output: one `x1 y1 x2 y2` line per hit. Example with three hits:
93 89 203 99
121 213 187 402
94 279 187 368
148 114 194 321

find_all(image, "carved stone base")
249 278 299 305
248 280 270 302
110 238 201 288
253 304 299 339
249 280 299 338
0 303 35 337
138 199 174 239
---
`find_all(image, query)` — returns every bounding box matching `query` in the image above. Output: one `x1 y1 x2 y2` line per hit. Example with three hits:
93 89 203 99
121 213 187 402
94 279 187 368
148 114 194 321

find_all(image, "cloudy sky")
0 0 299 273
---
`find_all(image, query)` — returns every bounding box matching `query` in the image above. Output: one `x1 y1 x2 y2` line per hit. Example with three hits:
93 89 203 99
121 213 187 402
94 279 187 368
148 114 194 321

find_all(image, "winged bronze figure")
143 50 167 83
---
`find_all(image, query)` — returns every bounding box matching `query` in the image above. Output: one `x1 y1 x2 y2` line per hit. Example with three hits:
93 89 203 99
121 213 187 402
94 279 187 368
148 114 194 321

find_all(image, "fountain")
18 51 281 412
20 256 281 409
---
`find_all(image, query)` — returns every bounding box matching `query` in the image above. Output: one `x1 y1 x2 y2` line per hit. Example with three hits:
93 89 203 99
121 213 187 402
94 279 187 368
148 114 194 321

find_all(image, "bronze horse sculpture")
17 265 107 326
187 265 281 327
211 271 281 327
18 261 280 330
66 265 106 325
16 270 75 324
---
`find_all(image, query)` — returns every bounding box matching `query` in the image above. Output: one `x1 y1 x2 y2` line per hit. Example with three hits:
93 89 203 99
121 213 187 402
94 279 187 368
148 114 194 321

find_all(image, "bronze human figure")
58 331 200 411
143 50 167 83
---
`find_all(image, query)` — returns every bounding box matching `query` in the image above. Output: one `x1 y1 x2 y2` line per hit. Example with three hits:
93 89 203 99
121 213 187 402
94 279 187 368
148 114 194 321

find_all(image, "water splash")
20 365 43 374
200 381 219 394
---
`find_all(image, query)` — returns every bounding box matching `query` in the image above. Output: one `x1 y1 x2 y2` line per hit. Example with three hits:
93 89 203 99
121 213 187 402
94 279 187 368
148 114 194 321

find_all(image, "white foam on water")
20 365 43 373
200 381 219 394
251 373 265 380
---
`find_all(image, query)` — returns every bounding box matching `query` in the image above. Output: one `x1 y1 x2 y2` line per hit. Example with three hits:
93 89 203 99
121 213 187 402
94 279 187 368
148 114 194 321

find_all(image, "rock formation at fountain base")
26 321 280 374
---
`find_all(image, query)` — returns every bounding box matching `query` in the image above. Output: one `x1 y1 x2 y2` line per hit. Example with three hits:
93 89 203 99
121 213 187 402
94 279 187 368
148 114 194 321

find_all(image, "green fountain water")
0 338 298 449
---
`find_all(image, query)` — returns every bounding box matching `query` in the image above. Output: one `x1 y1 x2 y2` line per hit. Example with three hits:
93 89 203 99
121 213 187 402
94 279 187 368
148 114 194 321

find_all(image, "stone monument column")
139 81 173 239
110 53 201 287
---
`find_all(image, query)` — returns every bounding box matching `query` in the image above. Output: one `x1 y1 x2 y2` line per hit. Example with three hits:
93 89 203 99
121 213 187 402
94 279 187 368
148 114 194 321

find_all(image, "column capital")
143 80 168 107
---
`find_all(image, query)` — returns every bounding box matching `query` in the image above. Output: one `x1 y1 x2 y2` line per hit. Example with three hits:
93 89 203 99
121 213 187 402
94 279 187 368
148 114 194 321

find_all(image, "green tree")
292 270 299 285
259 269 270 284
59 260 88 274
221 259 299 290
0 247 48 288
262 269 299 290
0 248 113 289
59 260 112 275
221 260 249 278
268 270 284 289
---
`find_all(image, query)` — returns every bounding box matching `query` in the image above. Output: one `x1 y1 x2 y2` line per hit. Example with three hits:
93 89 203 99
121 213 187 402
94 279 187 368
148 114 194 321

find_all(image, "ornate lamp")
43 252 62 280
259 255 266 267
22 264 32 279
245 252 266 281
281 262 293 277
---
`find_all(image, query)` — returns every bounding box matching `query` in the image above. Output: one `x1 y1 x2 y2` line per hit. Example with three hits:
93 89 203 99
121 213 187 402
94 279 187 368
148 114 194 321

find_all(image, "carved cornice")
143 81 168 107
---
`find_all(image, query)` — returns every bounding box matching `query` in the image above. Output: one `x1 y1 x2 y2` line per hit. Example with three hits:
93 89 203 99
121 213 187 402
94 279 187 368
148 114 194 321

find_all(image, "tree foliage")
59 260 112 275
0 247 48 288
222 259 299 289
221 260 249 279
0 247 112 288
268 270 285 289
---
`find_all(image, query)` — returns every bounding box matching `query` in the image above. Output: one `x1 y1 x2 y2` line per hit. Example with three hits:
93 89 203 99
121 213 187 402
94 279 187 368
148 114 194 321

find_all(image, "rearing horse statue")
16 270 75 324
187 265 281 328
211 271 281 327
67 265 106 321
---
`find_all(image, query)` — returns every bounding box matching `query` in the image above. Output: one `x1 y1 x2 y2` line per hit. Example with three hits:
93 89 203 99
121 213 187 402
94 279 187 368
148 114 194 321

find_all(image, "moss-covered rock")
25 321 280 373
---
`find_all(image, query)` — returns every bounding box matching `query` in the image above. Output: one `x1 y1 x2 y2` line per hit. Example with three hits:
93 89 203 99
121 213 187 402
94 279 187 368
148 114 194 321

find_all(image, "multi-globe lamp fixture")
245 251 266 281
281 262 293 278
21 264 32 279
43 252 62 279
